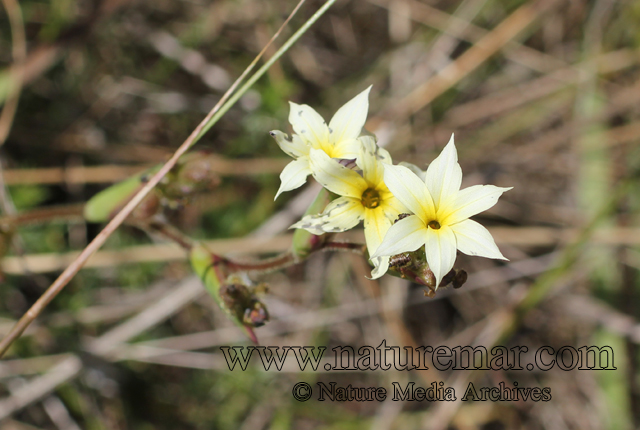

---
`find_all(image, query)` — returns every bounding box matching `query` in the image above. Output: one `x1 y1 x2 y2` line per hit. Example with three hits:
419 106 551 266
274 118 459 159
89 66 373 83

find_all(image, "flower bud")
160 152 221 201
386 246 467 297
190 243 269 343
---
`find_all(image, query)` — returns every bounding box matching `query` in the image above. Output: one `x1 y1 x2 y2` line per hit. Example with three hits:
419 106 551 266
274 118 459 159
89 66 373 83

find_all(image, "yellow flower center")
428 220 441 230
361 188 381 209
320 141 338 158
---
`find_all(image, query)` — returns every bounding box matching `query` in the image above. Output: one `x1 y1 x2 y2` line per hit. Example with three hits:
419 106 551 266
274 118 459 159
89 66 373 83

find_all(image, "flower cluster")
270 87 511 289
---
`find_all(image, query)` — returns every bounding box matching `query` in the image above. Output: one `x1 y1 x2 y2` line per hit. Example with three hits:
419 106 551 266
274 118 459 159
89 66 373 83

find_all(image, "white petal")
364 207 392 256
356 138 384 188
443 184 512 225
425 134 462 209
320 197 365 232
372 215 427 258
331 138 362 160
381 196 409 221
289 214 327 235
364 136 391 164
269 130 309 158
383 164 435 223
290 197 364 234
275 158 312 200
357 136 390 186
424 226 457 288
451 219 507 260
328 86 371 145
370 256 390 280
398 162 426 182
309 148 367 198
364 208 393 279
288 102 329 148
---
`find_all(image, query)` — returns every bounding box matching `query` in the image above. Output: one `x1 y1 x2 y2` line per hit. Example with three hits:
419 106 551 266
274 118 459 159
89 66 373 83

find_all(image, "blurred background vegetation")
1 0 640 428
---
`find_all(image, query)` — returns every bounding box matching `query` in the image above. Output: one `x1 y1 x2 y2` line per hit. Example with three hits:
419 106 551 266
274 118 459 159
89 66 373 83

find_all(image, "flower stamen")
428 220 441 230
361 188 381 209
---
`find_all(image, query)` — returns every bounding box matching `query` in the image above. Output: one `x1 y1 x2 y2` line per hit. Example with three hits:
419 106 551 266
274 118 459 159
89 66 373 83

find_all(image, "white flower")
291 137 407 278
372 134 511 287
270 86 372 200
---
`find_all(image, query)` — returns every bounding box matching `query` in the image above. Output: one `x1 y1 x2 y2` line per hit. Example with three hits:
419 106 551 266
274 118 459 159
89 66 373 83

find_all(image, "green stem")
144 221 195 251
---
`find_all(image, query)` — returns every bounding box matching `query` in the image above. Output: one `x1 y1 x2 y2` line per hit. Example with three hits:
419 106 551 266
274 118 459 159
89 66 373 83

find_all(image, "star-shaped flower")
270 86 371 200
291 136 407 278
372 134 511 287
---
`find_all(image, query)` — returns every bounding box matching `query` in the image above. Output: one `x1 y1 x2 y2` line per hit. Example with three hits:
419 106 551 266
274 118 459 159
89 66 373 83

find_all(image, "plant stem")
144 221 195 251
224 252 296 273
222 241 366 274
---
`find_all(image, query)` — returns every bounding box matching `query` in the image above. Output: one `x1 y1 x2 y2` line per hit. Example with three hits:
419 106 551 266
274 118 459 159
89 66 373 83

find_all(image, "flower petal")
424 225 457 288
275 157 312 200
367 136 392 164
328 85 371 144
269 130 309 158
383 164 435 223
364 208 393 279
331 138 362 160
309 148 367 198
451 219 507 260
425 134 462 209
381 196 409 221
442 184 513 225
290 197 364 234
364 207 391 256
289 213 326 235
357 136 390 186
371 215 427 258
370 256 390 280
288 102 329 148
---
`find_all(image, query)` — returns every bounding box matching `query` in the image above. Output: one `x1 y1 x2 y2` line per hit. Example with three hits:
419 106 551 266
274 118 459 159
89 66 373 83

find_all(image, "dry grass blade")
85 277 205 356
0 354 72 378
443 49 638 128
563 295 640 343
382 0 559 122
1 158 289 186
0 356 82 421
369 0 566 73
0 234 294 275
